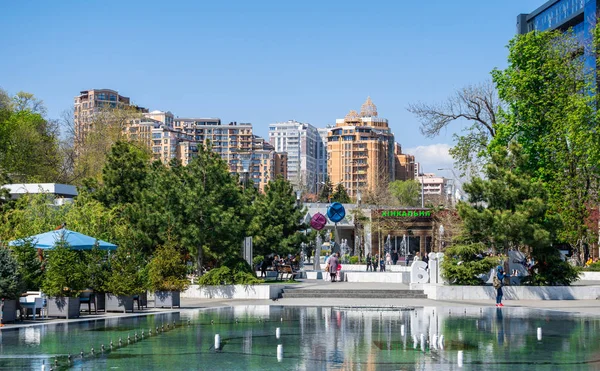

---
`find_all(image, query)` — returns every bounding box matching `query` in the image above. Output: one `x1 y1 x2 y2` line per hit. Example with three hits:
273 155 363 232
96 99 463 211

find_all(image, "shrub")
105 248 147 296
84 246 110 293
147 244 190 292
521 247 581 286
41 242 87 297
585 262 600 272
349 256 359 265
441 243 498 285
0 247 22 300
198 256 262 285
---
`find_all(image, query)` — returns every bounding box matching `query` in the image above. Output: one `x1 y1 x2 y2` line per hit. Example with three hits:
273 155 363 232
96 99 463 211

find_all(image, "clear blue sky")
0 0 542 173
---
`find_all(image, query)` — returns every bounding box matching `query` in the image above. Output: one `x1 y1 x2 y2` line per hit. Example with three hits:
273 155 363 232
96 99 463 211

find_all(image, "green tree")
491 29 600 263
41 241 87 297
0 247 22 300
147 243 189 292
441 242 498 285
388 180 421 207
318 179 333 202
105 247 147 296
249 176 306 256
458 144 579 285
10 240 44 291
331 183 351 203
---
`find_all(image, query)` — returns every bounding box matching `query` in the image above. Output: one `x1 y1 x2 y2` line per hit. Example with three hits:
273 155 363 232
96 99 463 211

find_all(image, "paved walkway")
4 279 600 329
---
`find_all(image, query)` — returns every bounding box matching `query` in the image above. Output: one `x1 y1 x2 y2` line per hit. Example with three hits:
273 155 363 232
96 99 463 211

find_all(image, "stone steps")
281 289 428 299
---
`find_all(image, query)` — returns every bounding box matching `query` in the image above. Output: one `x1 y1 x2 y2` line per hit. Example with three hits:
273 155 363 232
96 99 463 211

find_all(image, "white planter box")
421 284 600 300
579 272 600 281
182 284 286 300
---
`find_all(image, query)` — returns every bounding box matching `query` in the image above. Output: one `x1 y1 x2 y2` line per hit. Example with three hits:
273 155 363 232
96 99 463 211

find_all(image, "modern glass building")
517 0 598 73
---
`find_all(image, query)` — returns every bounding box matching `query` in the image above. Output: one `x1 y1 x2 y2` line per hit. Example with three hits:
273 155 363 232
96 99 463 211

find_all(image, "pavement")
3 279 600 330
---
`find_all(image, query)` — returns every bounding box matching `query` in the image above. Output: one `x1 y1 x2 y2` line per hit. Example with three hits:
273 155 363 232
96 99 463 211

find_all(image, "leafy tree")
84 246 110 293
318 178 333 202
0 247 22 300
249 176 306 257
147 243 189 292
458 143 579 285
388 180 421 207
331 183 351 203
491 29 600 264
41 242 87 297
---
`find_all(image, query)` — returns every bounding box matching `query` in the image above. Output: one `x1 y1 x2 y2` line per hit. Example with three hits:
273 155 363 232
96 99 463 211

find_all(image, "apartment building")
327 97 396 198
269 120 321 193
394 143 416 181
73 89 148 146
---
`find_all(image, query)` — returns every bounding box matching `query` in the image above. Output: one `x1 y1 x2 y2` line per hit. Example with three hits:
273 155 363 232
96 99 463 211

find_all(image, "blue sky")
0 0 543 174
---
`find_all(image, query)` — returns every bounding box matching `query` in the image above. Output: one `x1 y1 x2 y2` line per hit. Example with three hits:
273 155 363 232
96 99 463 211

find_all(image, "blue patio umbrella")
8 228 117 251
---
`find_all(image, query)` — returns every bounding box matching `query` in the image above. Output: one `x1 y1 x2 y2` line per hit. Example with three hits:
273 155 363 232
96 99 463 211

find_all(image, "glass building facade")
517 0 598 77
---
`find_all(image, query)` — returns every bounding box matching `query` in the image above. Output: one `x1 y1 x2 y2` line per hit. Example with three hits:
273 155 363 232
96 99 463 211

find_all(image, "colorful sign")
380 210 431 218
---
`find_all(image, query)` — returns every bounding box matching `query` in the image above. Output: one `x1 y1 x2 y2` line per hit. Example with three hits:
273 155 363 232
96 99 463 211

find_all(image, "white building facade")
269 120 321 193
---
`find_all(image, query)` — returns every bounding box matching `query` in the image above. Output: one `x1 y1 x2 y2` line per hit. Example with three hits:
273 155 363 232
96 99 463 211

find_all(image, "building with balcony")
327 97 397 198
73 89 148 147
394 143 416 181
268 120 321 193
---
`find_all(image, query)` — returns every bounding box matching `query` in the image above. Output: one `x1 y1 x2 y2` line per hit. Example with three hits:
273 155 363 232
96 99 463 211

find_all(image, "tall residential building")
394 143 416 181
269 120 320 193
417 173 453 206
517 1 596 77
317 127 330 185
73 89 147 146
327 97 395 198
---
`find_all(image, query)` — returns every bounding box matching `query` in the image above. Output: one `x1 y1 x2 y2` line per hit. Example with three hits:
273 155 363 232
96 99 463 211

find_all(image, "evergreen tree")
457 144 579 285
318 179 333 202
41 241 87 297
249 176 306 256
0 247 22 300
331 183 351 204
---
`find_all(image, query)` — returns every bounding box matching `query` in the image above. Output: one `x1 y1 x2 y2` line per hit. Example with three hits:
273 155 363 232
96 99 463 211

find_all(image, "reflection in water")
0 306 599 370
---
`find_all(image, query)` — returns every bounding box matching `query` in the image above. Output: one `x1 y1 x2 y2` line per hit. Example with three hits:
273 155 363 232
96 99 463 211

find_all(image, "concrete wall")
579 272 600 281
182 284 286 300
344 272 409 283
420 284 600 300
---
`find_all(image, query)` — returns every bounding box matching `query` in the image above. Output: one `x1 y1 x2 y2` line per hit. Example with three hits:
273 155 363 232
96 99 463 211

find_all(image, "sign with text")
379 210 431 218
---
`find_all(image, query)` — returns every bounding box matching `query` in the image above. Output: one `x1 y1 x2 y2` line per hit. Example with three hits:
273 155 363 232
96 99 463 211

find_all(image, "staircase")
281 288 427 299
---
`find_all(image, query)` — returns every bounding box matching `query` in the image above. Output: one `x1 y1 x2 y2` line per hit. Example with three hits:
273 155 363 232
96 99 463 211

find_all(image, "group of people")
365 251 430 272
258 254 300 278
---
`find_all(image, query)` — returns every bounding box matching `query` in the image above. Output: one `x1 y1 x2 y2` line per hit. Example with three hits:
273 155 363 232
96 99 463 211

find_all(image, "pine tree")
331 184 351 204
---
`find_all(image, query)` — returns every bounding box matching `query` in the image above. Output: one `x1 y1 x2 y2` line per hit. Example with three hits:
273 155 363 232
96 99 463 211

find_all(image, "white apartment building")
269 120 321 193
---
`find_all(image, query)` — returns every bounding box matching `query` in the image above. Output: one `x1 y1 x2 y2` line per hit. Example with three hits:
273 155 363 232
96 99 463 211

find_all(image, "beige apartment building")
394 143 416 181
73 89 148 147
327 97 396 198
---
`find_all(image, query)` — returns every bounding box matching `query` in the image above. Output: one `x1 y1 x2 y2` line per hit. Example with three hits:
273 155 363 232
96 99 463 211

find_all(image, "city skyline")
0 0 543 174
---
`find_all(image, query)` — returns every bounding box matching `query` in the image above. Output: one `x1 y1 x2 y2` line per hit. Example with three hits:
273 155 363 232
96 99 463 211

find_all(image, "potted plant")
0 247 22 324
41 242 86 319
82 247 110 313
105 248 146 313
148 244 189 308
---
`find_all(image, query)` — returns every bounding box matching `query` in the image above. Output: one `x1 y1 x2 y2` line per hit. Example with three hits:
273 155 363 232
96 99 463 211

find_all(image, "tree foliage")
331 183 351 203
147 243 189 292
249 176 306 256
388 180 421 207
458 144 579 285
41 241 87 297
318 178 333 202
0 247 22 300
491 29 600 263
441 243 498 285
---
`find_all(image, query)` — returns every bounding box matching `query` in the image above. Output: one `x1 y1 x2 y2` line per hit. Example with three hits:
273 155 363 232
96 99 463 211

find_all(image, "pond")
0 305 599 370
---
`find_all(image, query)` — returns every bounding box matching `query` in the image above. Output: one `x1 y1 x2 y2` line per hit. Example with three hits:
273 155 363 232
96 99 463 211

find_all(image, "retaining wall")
182 284 286 300
419 283 600 300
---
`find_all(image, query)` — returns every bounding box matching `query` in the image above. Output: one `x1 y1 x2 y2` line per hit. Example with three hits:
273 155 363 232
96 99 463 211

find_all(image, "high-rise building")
517 1 596 75
317 127 330 185
327 97 396 198
394 143 416 181
73 89 147 146
269 120 320 193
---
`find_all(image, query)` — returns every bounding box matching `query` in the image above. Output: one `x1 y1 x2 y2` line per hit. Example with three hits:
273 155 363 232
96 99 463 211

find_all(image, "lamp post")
420 166 425 208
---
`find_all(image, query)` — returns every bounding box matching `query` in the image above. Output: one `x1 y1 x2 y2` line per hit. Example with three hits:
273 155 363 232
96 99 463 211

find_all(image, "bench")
277 265 300 281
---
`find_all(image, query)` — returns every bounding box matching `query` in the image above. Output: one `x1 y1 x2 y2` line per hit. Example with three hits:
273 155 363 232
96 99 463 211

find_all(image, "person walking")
372 254 378 272
324 254 331 281
493 265 507 307
366 253 372 272
422 252 429 267
329 253 339 282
